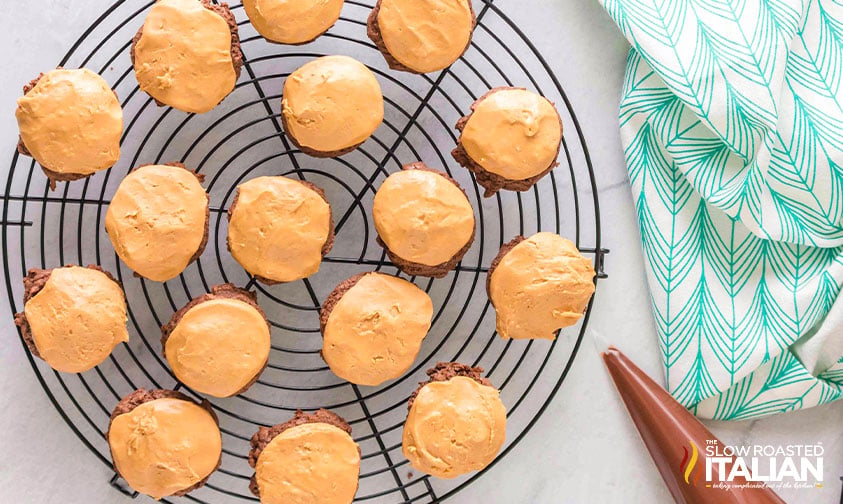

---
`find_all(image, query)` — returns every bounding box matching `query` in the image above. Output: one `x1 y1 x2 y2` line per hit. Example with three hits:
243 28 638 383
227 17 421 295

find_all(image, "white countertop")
0 1 840 503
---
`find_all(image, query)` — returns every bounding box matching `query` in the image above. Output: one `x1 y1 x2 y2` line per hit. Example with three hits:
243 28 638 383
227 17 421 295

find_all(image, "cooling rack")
2 0 608 502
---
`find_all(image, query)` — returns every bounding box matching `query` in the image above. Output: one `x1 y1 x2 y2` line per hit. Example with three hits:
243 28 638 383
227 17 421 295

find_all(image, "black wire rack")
2 1 608 502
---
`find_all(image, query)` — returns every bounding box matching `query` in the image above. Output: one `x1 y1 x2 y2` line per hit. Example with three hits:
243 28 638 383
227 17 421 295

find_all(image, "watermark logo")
679 441 702 485
678 439 824 491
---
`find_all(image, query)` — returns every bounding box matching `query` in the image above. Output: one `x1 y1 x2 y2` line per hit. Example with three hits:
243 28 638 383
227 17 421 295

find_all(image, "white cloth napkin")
600 0 843 419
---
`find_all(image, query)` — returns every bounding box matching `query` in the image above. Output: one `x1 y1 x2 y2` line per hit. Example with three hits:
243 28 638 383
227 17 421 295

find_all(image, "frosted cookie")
107 389 222 499
14 265 128 373
320 272 433 386
403 362 506 479
249 409 361 503
488 232 595 340
372 162 475 277
105 163 209 282
16 69 123 189
243 0 344 44
227 176 334 283
453 87 563 197
131 0 242 113
367 0 475 73
281 55 383 157
162 284 271 398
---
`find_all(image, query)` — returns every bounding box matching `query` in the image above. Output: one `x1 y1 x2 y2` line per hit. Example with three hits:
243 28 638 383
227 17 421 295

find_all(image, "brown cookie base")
121 162 210 279
279 106 364 158
106 388 221 498
485 235 525 298
13 265 123 362
366 0 477 74
376 162 476 278
248 409 356 498
226 178 335 285
17 73 118 191
161 283 269 396
407 362 492 410
452 87 562 197
130 0 243 110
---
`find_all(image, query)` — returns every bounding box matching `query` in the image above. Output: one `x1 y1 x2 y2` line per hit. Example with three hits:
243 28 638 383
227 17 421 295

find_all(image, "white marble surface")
0 1 840 503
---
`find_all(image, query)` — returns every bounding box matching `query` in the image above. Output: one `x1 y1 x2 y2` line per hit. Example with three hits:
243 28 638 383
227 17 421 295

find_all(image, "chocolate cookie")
131 0 243 113
249 409 361 502
107 389 222 499
242 0 344 45
16 69 123 190
373 162 476 278
407 361 491 409
281 55 383 157
319 272 433 386
226 176 335 284
367 0 476 74
487 232 595 340
402 361 506 479
162 284 271 397
452 87 563 197
14 265 128 373
105 163 210 282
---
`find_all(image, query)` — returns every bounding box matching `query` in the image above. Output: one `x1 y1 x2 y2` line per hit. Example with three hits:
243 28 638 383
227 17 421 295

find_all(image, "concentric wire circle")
1 1 605 502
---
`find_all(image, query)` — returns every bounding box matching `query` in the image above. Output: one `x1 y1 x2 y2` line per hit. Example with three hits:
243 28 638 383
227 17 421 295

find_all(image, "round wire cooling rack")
2 0 608 502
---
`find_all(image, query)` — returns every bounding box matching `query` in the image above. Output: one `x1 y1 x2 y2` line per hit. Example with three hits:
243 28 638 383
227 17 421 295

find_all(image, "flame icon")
679 440 702 485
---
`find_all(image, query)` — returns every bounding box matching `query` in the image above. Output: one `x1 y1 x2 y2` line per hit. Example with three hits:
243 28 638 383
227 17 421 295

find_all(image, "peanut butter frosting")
323 273 433 386
255 423 361 504
23 266 128 373
282 55 383 153
489 232 595 340
373 168 475 266
461 88 562 180
376 0 474 73
243 0 344 44
228 176 332 283
109 398 222 500
105 164 208 282
402 376 506 479
165 298 271 397
134 0 237 114
16 68 122 176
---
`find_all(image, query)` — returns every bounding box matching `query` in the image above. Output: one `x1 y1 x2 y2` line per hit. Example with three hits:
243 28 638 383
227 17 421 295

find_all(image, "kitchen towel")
600 0 843 419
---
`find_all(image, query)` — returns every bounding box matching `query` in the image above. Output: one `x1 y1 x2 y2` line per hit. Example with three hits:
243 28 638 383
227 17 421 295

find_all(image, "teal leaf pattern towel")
602 0 843 419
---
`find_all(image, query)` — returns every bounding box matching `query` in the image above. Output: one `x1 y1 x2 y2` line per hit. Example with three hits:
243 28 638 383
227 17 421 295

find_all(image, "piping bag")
602 347 785 504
